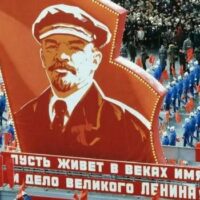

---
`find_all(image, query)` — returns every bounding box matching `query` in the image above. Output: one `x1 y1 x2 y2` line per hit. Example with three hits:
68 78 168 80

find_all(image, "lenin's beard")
48 63 77 92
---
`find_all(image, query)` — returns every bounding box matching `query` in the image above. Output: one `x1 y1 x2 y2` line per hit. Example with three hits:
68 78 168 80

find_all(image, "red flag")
0 155 3 187
165 111 170 123
185 101 191 113
195 142 200 162
167 159 176 165
73 193 79 200
80 190 88 200
4 155 14 188
161 69 169 80
171 65 176 77
175 111 181 123
186 48 194 62
4 133 12 146
16 181 26 199
7 140 17 151
135 57 143 68
179 65 184 76
149 55 155 65
188 98 194 111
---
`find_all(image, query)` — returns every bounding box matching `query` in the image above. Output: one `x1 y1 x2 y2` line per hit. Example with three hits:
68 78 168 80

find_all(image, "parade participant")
170 81 178 113
188 67 195 97
169 126 176 146
177 76 184 109
140 46 149 70
164 85 172 114
183 118 191 147
158 44 167 72
0 92 6 126
196 106 200 141
189 112 196 146
183 72 190 103
161 131 169 145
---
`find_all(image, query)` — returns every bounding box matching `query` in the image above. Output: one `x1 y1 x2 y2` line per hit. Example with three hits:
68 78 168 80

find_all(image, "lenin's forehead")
41 34 89 46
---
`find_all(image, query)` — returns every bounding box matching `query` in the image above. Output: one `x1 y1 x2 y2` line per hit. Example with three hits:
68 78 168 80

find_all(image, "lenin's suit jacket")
14 84 156 163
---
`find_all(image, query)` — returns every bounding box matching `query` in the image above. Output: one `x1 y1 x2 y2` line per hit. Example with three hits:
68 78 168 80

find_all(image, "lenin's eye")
46 44 57 50
70 46 82 51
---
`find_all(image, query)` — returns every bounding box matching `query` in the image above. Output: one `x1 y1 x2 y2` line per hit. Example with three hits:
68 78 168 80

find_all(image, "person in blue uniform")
7 122 14 141
169 126 176 146
189 112 196 146
193 62 200 86
164 85 172 114
0 92 6 126
170 81 178 113
183 72 190 103
196 106 200 141
161 131 169 145
153 64 162 81
188 67 195 97
177 76 184 109
183 118 191 147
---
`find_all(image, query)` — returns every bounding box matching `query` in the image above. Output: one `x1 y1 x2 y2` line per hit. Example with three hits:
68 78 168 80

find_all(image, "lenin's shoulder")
14 88 50 118
15 98 39 118
101 96 148 130
101 97 125 121
101 96 153 162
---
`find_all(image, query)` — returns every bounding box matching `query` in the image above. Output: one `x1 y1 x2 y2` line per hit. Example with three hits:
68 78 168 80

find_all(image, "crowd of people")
163 61 200 114
162 106 200 148
111 0 200 149
113 0 200 55
148 46 200 148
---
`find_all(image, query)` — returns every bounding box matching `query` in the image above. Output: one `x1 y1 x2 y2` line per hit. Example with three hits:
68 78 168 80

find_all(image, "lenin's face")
40 34 102 97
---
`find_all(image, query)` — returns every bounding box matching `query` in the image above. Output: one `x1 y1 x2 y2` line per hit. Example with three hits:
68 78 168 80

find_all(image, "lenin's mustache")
49 62 76 75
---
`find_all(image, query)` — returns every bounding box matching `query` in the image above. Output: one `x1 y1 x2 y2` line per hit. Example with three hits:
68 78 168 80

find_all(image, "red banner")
12 171 199 200
3 152 200 183
0 152 199 199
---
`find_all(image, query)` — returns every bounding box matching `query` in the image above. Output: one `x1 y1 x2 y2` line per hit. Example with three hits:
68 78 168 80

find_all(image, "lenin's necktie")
52 100 68 133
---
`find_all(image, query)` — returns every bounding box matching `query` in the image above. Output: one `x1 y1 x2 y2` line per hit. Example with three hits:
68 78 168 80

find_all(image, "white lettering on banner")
25 174 59 187
110 163 118 174
125 165 168 178
174 168 200 181
141 182 196 199
151 183 159 195
83 180 92 189
11 154 50 168
57 159 104 172
141 182 150 195
66 178 134 194
14 173 19 184
160 183 168 197
169 184 178 198
126 183 134 194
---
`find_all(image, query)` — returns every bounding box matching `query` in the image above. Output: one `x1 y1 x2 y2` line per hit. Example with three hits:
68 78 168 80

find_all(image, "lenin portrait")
10 3 165 163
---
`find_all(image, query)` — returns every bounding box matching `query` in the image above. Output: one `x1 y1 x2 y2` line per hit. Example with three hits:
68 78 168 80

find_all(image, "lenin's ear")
92 50 102 70
40 49 46 68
